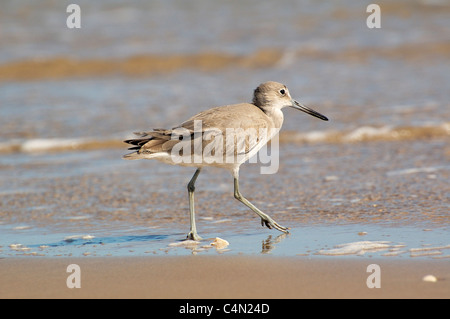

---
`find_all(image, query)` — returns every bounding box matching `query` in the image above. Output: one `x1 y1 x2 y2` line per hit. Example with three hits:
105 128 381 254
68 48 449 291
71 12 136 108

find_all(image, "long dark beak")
290 100 328 121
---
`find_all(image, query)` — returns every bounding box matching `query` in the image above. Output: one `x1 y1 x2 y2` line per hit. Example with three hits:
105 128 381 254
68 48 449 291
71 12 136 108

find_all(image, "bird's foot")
186 231 202 241
261 217 289 233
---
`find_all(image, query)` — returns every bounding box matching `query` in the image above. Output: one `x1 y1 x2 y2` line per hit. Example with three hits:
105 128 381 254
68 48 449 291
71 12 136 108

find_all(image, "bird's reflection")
261 232 288 254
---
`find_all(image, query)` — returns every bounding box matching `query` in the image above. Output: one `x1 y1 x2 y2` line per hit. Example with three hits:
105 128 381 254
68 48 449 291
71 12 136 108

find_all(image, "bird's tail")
122 151 141 160
123 129 173 160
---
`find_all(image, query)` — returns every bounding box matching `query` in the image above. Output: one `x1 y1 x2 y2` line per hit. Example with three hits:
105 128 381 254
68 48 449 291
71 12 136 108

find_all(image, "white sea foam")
64 234 95 242
409 244 450 257
409 244 450 252
12 225 32 230
343 126 393 142
20 138 88 153
317 241 404 256
283 122 450 145
1 122 449 154
9 243 31 251
386 165 450 176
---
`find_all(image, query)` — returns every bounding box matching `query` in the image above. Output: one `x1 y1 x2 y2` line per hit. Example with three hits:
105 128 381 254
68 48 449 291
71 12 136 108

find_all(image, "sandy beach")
1 1 449 301
1 256 449 299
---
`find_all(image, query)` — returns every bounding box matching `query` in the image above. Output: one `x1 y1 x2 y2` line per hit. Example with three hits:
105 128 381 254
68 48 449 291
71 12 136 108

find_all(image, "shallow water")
1 222 449 258
1 1 449 259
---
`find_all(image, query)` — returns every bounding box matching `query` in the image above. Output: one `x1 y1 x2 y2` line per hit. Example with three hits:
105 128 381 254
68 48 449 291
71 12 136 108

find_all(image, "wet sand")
1 0 449 300
1 139 448 229
1 256 449 298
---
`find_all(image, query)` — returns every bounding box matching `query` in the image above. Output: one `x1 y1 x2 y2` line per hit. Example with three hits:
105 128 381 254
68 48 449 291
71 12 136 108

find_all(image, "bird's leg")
186 168 202 241
233 176 289 233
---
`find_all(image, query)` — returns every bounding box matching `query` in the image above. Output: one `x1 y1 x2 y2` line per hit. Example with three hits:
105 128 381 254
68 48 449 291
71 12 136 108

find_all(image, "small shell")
422 275 437 282
168 240 199 248
210 237 229 249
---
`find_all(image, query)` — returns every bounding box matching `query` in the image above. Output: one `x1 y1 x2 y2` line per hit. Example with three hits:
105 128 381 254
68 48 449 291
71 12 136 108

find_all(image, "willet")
123 81 328 240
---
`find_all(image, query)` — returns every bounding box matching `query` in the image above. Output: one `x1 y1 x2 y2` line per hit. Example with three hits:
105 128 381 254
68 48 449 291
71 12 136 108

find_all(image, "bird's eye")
279 89 285 95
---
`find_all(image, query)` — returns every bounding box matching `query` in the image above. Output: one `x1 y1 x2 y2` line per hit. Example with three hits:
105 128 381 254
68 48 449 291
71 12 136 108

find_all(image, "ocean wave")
1 122 448 154
280 122 450 144
0 138 123 154
0 49 282 81
1 41 449 81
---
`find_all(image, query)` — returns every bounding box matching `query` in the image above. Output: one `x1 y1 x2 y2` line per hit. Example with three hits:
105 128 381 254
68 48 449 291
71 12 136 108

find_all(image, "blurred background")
0 0 449 256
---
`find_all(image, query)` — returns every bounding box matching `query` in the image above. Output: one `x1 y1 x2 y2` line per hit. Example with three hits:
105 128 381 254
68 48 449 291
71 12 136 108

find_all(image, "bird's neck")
261 107 284 130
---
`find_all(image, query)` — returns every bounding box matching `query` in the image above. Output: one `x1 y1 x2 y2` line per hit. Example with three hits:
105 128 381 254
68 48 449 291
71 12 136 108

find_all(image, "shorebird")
123 81 328 240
